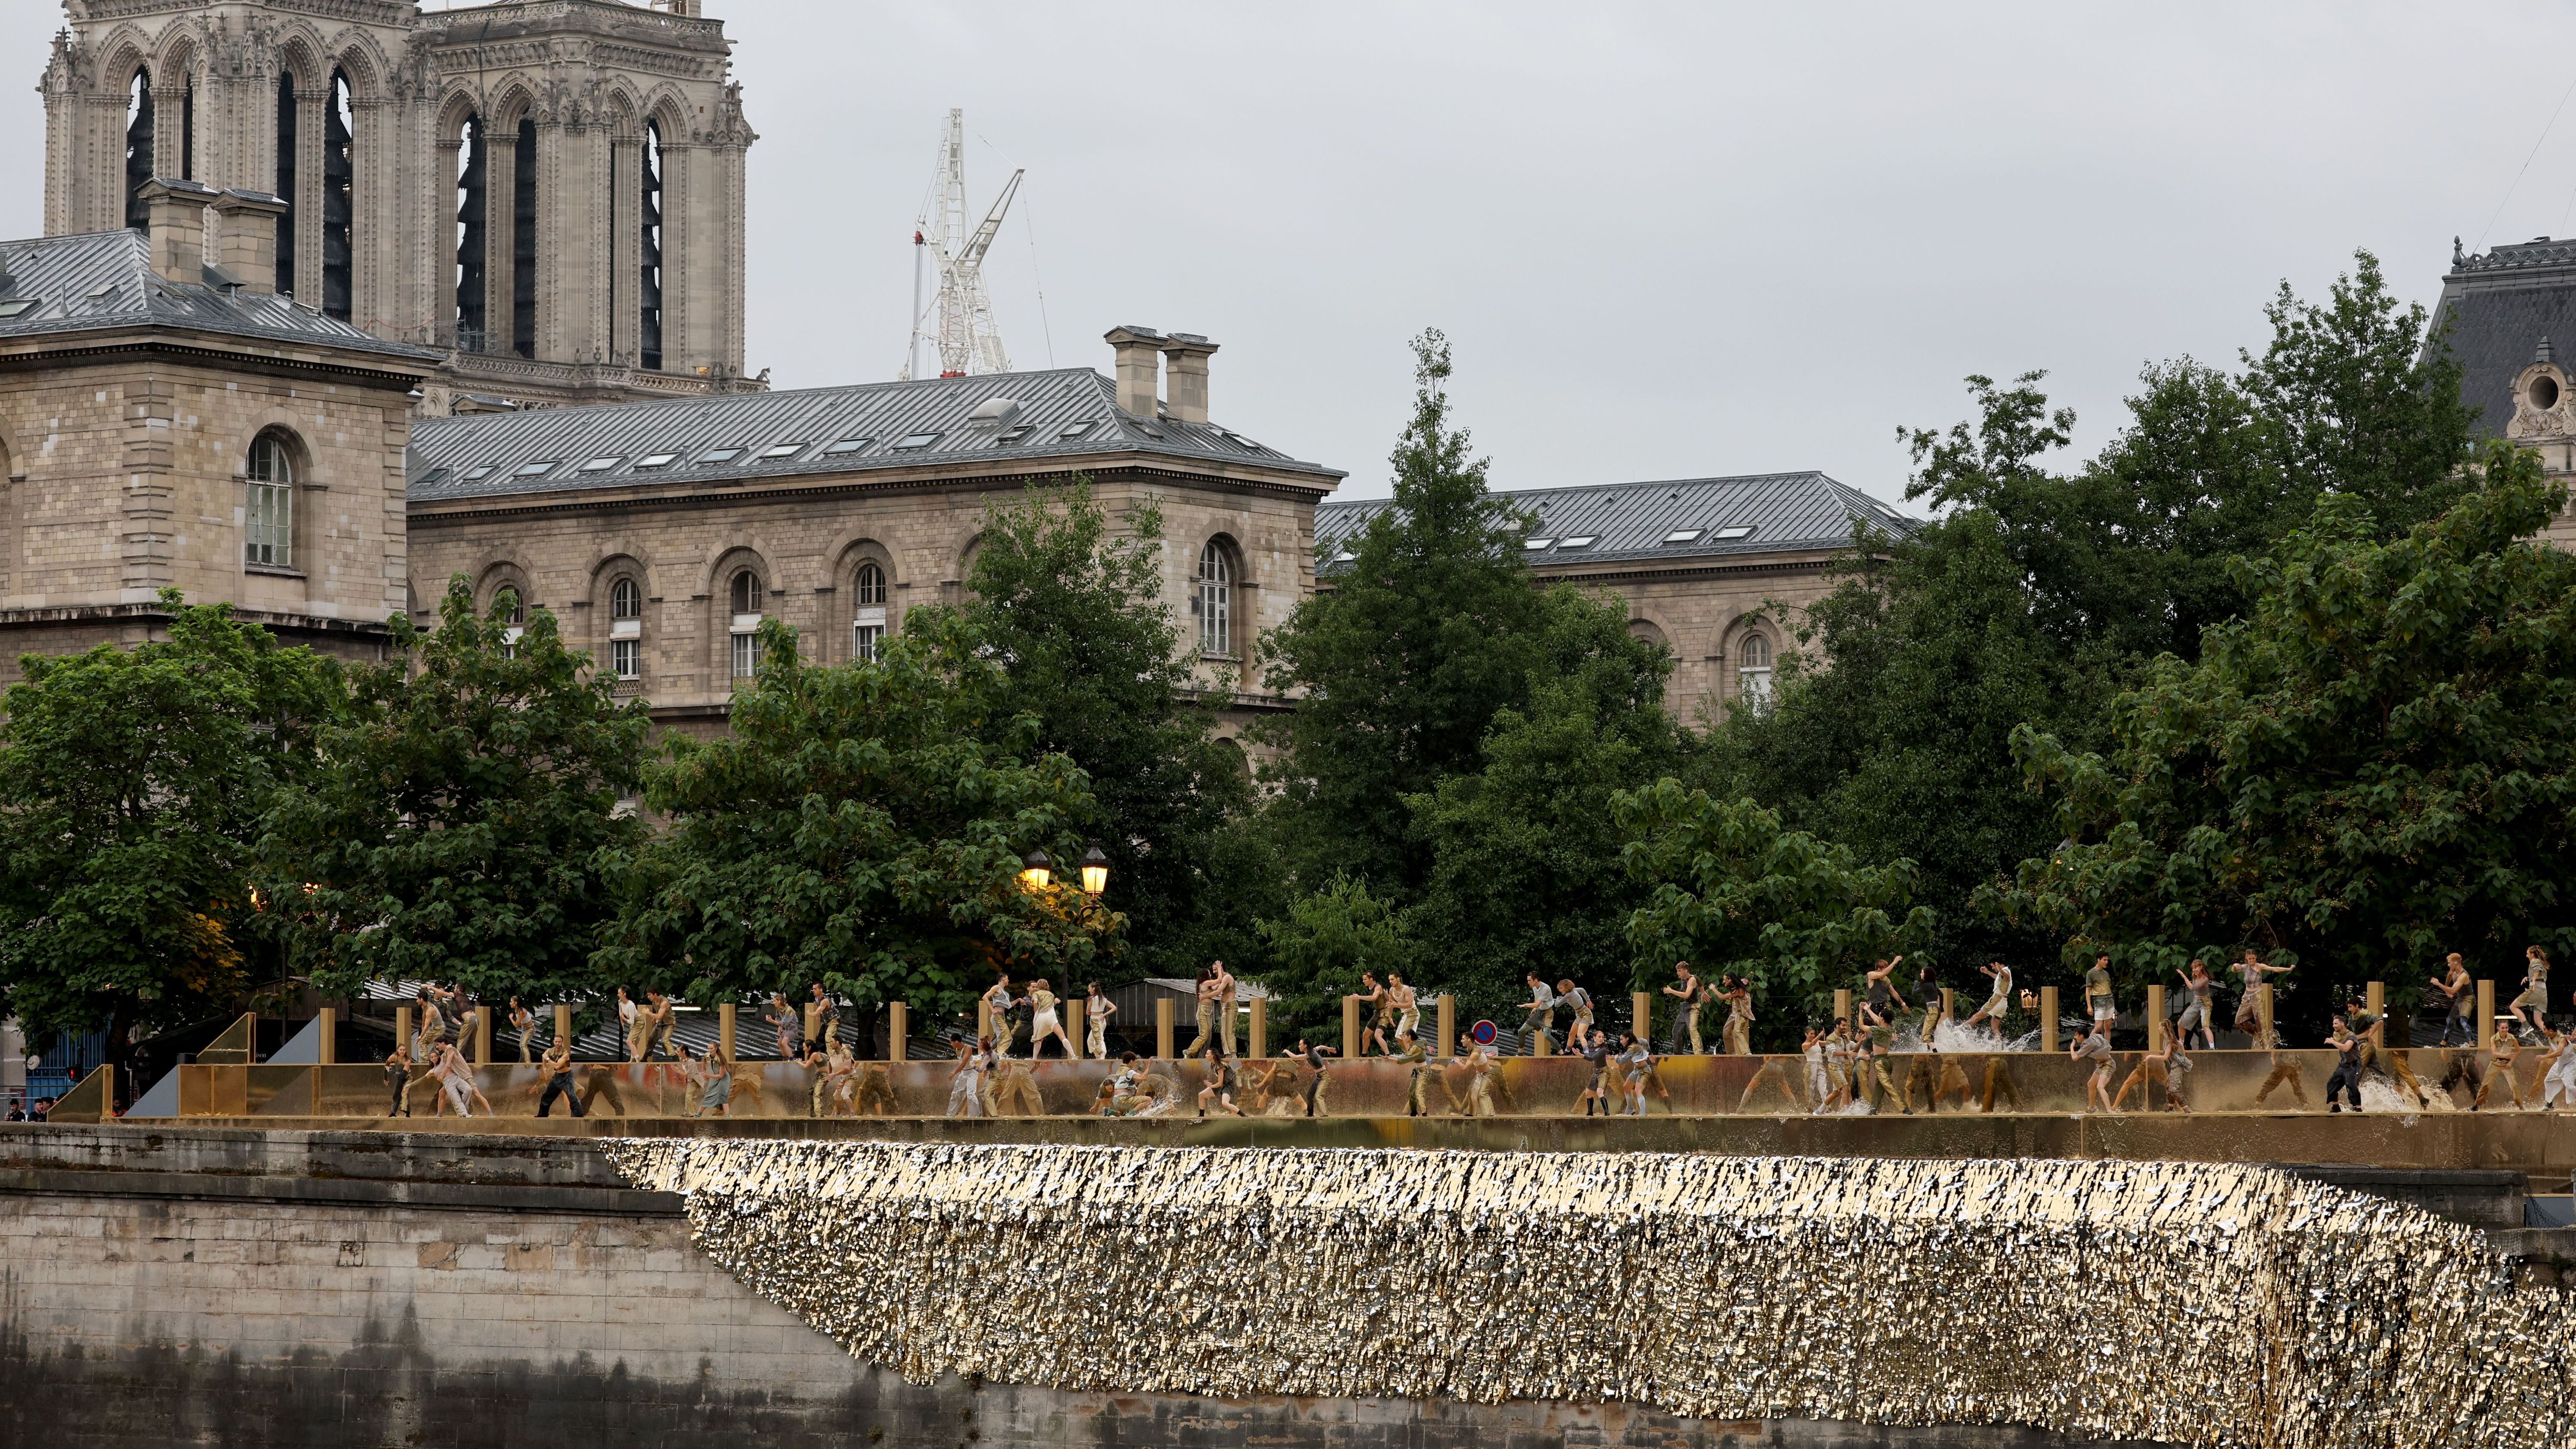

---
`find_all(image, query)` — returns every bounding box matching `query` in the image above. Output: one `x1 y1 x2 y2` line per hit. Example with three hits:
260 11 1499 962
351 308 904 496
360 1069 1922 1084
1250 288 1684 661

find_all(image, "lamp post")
1078 843 1110 896
1019 849 1053 891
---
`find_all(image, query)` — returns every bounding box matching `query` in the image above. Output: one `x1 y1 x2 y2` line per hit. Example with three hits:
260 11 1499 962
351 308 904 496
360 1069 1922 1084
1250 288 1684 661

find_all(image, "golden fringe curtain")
605 1139 2573 1448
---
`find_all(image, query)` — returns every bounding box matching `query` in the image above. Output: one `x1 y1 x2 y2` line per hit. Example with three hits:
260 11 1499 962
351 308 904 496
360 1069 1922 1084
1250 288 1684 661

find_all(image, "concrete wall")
0 1126 2139 1448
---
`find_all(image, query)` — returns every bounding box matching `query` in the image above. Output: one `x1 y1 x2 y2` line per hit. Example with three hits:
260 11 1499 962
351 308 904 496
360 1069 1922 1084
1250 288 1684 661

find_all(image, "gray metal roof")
2428 237 2576 439
407 367 1344 502
0 227 436 363
1314 471 1918 570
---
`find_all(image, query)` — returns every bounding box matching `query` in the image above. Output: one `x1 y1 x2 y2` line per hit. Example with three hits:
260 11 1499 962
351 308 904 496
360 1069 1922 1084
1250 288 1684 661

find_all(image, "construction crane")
901 109 1022 379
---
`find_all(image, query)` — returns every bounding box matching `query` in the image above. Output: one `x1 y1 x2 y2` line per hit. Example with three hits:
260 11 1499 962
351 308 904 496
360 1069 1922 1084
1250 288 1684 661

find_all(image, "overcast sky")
2 3 2570 505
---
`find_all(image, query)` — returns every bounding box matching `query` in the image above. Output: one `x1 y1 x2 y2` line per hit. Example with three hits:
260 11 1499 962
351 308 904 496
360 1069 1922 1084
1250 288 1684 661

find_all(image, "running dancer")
1519 974 1557 1055
1026 979 1076 1060
2512 947 2552 1039
2429 954 2476 1047
2070 1019 2115 1115
2323 1017 2364 1113
1964 960 2014 1037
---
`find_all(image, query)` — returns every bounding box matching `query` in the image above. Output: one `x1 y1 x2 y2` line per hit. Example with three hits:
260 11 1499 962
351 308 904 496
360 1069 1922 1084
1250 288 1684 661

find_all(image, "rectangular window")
611 637 640 679
853 623 884 662
245 481 292 568
730 628 758 680
823 438 871 455
758 442 804 459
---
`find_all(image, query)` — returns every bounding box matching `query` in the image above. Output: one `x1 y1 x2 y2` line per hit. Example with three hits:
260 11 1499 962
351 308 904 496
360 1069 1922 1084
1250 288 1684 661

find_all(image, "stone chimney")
137 178 217 284
1104 325 1164 416
1159 333 1219 424
208 189 287 294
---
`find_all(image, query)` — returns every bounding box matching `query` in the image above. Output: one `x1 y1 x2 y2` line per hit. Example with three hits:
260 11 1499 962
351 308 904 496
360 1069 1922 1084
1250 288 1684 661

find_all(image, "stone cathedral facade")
40 0 758 415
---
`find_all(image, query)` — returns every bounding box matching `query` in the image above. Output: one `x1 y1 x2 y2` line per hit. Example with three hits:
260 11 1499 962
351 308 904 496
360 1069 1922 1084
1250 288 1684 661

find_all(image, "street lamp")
1019 849 1053 892
1078 844 1110 896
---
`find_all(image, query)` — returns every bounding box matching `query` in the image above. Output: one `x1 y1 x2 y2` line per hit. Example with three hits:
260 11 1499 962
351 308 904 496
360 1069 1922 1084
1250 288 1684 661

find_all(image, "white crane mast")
901 109 1021 379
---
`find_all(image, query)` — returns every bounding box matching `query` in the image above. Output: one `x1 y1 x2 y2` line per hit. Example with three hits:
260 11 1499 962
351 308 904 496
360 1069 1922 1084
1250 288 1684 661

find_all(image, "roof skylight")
1715 525 1755 540
823 438 871 455
758 443 804 459
514 460 561 478
578 456 622 472
1663 528 1703 544
1524 537 1554 550
414 467 451 487
998 425 1032 442
463 465 498 481
0 298 38 319
635 453 679 469
892 431 940 449
1059 421 1095 439
697 447 743 464
1558 535 1598 549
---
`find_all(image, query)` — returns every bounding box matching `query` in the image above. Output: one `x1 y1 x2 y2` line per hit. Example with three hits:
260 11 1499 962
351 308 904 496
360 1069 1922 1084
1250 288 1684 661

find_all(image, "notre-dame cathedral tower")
40 0 760 414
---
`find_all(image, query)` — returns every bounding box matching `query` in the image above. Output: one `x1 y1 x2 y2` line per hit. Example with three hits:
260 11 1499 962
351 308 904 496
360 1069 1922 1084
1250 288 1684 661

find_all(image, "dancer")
2476 1019 2527 1111
983 973 1022 1058
2512 947 2552 1039
699 1043 735 1117
1800 1025 1832 1109
1180 965 1221 1057
1719 975 1755 1056
1519 974 1557 1055
853 1056 899 1117
2082 955 2116 1037
945 1037 990 1118
2323 1016 2365 1113
1358 971 1393 1056
1026 979 1077 1060
1864 957 1909 1020
1663 961 1704 1055
414 987 447 1064
2539 1026 2576 1113
804 982 840 1058
1560 980 1596 1052
1084 982 1116 1060
1821 1018 1857 1111
1578 1031 1618 1116
451 994 480 1061
2070 1018 2115 1114
2158 1032 2193 1112
1289 1037 1337 1117
1388 971 1420 1047
1859 1003 1905 1111
1456 1037 1501 1117
1395 1030 1436 1117
1976 1051 2022 1114
2347 997 2428 1108
822 1035 858 1115
535 1036 582 1118
639 990 676 1061
1964 960 2014 1037
382 1049 412 1118
619 986 645 1063
2251 1014 2310 1109
2230 950 2292 1038
765 992 800 1060
1100 1053 1146 1117
2172 959 2217 1051
1212 960 1241 1057
1912 959 1945 1041
1618 1032 1657 1116
509 997 537 1064
2111 1035 2171 1113
433 1040 492 1117
989 1054 1043 1116
801 1045 829 1117
1194 1045 1243 1118
2430 954 2476 1047
1736 1031 1802 1113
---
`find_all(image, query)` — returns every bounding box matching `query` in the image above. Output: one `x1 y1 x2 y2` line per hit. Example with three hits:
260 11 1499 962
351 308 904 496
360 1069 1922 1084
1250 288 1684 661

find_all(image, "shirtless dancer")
1387 973 1420 1049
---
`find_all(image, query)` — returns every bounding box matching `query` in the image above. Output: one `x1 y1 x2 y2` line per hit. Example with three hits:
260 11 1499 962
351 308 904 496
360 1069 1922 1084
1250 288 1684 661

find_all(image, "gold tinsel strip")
602 1139 2573 1449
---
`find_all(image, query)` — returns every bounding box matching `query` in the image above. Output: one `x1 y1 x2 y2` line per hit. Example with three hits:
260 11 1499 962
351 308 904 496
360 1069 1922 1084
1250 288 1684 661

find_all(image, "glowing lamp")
1019 849 1053 892
1078 844 1110 896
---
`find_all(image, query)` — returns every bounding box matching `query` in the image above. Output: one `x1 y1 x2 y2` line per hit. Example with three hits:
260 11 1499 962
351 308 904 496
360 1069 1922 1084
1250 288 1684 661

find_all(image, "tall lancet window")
321 70 354 322
180 74 195 181
455 115 486 349
512 116 538 359
641 120 665 371
1197 542 1233 657
275 73 298 299
123 69 154 232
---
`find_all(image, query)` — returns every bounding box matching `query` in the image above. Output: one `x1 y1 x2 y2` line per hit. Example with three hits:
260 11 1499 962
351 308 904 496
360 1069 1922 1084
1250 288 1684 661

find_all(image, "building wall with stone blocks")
406 463 1317 731
44 0 760 413
0 328 432 680
1561 555 1844 723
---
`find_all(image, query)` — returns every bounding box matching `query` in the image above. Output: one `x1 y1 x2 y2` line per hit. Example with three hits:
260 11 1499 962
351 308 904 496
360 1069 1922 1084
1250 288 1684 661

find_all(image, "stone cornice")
0 331 436 393
0 601 394 638
409 459 1338 524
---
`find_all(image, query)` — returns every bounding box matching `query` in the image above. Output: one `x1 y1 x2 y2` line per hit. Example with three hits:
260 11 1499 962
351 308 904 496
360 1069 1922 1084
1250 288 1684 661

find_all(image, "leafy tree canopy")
596 613 1118 1021
1617 779 1936 1041
1251 871 1413 1043
257 577 649 1003
0 594 340 1063
1982 447 2576 1024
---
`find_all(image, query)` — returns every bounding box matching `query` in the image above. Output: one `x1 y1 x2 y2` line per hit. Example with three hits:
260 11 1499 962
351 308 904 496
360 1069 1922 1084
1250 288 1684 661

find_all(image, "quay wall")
0 1127 2158 1449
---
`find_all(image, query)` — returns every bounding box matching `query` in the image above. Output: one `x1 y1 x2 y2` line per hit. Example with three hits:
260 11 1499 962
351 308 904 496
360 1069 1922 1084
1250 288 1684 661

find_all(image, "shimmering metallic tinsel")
605 1139 2573 1449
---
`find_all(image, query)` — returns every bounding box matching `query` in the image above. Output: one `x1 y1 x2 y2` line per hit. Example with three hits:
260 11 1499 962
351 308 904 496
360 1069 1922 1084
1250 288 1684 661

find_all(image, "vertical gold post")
1343 995 1362 1060
316 1006 336 1066
978 998 993 1043
1247 996 1266 1060
1436 995 1455 1060
2039 986 2059 1053
473 1003 490 1066
2259 983 2276 1046
395 1006 412 1062
2478 979 2496 1046
2366 981 2385 1048
1156 997 1175 1060
2147 984 2166 1052
1066 998 1085 1060
718 1002 736 1061
1633 990 1654 1042
1834 988 1852 1025
890 1002 908 1063
1940 987 1955 1024
555 1003 573 1053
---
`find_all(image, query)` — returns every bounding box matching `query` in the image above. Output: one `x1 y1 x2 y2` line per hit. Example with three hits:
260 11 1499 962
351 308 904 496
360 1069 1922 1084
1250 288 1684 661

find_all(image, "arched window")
1737 632 1774 709
1196 541 1233 657
852 560 886 662
512 115 538 359
321 70 354 322
608 576 642 680
455 113 487 349
728 567 762 680
125 69 154 233
244 434 293 568
497 584 526 659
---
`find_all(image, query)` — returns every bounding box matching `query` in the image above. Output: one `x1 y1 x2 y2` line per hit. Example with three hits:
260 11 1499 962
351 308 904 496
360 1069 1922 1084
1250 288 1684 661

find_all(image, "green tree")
256 577 650 1003
1616 779 1937 1044
596 613 1118 1024
1252 871 1413 1042
1982 447 2576 1026
0 595 341 1080
953 482 1265 980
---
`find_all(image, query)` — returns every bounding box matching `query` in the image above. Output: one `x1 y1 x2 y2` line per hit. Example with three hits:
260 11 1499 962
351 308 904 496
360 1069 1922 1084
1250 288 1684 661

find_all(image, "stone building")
41 0 758 416
406 327 1344 734
2428 235 2576 550
0 186 436 677
1316 472 1917 722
